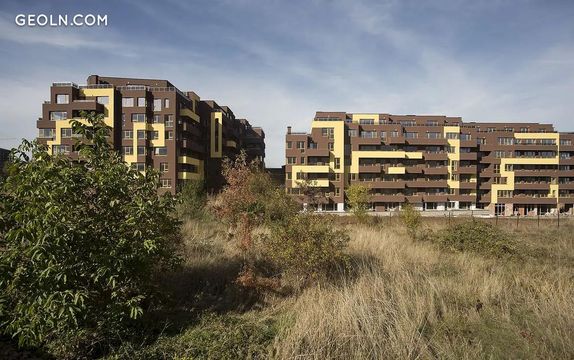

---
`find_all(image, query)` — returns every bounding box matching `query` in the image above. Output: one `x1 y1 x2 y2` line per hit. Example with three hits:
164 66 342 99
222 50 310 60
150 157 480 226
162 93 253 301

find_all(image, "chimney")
287 126 292 134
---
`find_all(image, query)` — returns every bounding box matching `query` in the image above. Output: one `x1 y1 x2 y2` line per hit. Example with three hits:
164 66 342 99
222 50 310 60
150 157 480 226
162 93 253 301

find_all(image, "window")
359 119 374 125
287 157 296 164
427 132 441 139
160 163 169 172
165 99 170 108
334 173 340 181
348 129 357 137
56 94 69 104
161 179 172 188
165 115 174 127
447 146 456 153
52 145 70 155
137 130 146 139
504 127 514 132
335 187 340 196
153 114 161 123
328 142 334 151
404 132 418 139
137 146 146 155
380 131 387 138
153 99 162 111
560 139 572 146
321 128 334 138
498 137 514 145
426 120 438 126
296 172 304 180
498 190 513 198
61 128 72 138
96 96 109 105
494 150 505 158
132 163 145 171
286 172 292 180
38 128 54 138
165 131 173 140
137 97 146 107
122 146 133 155
390 131 399 137
122 97 134 107
520 127 528 133
446 132 459 139
334 157 341 169
131 113 146 122
154 147 168 155
286 141 292 149
361 131 377 138
460 134 471 141
300 156 305 164
561 152 571 159
150 131 159 140
50 111 67 121
505 164 513 171
122 113 126 124
123 130 133 139
296 141 305 149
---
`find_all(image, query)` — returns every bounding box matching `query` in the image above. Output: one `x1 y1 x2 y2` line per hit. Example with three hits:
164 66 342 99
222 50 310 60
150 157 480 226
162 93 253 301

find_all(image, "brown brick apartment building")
36 75 265 194
286 112 574 216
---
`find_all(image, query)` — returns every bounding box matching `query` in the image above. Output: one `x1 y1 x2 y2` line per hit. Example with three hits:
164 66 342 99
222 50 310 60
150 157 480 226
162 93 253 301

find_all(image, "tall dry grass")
271 219 574 359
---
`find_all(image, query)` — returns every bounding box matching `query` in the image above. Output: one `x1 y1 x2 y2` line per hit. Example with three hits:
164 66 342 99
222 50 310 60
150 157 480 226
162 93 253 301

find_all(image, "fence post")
537 211 540 228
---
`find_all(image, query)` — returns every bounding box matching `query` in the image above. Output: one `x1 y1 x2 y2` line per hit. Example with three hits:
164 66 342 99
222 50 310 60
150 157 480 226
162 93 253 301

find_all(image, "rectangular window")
131 113 146 122
404 132 418 139
153 99 162 111
286 172 292 180
50 111 67 121
460 134 471 141
426 132 441 139
132 163 145 171
426 120 438 126
137 130 146 139
300 156 305 164
560 139 572 146
165 131 173 140
335 188 340 196
296 172 304 180
154 147 168 155
150 131 159 140
164 99 170 108
498 137 514 145
296 141 305 149
165 115 174 127
160 163 169 172
52 145 70 155
359 119 374 125
334 157 341 169
153 114 161 123
96 96 109 105
137 97 146 107
61 128 72 138
38 128 54 138
286 141 292 149
328 142 334 151
122 97 134 107
348 129 357 137
287 157 296 164
123 130 133 139
122 146 133 155
161 179 172 188
137 146 146 155
56 94 69 104
446 132 459 139
493 164 500 174
494 150 505 158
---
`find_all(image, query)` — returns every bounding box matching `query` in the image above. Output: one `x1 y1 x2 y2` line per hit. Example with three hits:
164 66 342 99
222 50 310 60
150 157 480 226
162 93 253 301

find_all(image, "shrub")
439 219 517 257
0 112 180 357
346 184 371 222
177 179 207 219
399 203 422 239
262 214 350 282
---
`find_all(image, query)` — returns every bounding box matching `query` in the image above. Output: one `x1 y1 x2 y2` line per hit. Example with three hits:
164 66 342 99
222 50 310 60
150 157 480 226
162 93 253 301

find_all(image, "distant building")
36 75 265 194
286 112 574 216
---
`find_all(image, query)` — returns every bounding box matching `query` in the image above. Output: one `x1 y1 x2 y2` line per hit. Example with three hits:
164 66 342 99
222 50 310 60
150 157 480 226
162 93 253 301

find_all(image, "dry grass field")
109 216 574 359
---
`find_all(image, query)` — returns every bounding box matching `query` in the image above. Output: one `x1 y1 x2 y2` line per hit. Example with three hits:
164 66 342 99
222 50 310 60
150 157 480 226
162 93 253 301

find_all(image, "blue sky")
0 0 573 166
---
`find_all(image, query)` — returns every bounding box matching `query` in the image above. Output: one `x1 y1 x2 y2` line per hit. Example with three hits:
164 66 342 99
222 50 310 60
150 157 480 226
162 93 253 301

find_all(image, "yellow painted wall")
210 112 223 158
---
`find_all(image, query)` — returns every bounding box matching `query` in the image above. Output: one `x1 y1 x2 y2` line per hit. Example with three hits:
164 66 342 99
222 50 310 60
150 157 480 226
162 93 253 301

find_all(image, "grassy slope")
109 217 574 359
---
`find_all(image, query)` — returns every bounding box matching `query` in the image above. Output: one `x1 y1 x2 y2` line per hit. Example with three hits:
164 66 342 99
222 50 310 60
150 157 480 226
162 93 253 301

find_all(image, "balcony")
459 182 478 189
406 180 448 188
423 166 448 175
424 152 448 161
455 166 477 174
371 194 406 202
459 152 478 161
423 194 448 202
514 182 551 190
405 166 424 174
358 164 382 173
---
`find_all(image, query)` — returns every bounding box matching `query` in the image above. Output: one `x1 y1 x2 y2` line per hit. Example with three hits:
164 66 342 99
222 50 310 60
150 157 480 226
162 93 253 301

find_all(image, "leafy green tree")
0 111 180 357
399 202 422 239
346 183 371 220
178 179 207 219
